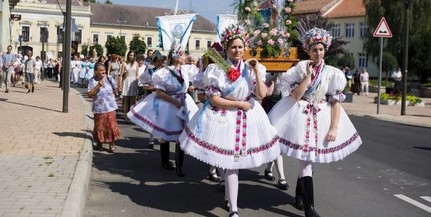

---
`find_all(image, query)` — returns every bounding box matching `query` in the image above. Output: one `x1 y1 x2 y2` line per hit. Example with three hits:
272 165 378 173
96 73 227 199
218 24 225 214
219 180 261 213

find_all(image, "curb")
61 88 94 217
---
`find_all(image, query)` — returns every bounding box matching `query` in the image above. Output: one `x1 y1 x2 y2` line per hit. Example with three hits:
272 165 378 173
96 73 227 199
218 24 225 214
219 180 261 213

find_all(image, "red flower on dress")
227 67 240 81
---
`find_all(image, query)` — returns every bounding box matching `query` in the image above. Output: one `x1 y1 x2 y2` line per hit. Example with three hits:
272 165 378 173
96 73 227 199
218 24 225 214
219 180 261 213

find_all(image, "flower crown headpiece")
302 27 332 51
221 24 250 49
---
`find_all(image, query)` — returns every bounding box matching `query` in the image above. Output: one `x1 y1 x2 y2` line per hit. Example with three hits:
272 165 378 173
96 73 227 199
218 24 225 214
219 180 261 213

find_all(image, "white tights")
266 155 286 180
298 160 313 178
225 169 239 213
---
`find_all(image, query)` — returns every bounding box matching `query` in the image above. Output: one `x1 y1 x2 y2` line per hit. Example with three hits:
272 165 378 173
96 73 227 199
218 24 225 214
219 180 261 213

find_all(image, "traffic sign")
373 17 392 38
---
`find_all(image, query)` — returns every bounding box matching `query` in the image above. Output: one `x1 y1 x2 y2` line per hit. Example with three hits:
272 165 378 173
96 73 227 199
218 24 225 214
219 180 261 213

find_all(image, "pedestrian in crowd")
143 49 153 66
34 56 43 84
119 51 139 123
391 66 402 94
350 70 361 95
54 58 62 83
128 44 199 177
268 27 362 217
79 58 89 87
87 62 120 153
47 58 54 79
360 67 369 96
2 45 16 93
179 24 281 217
13 55 22 87
343 66 351 89
0 51 3 88
43 58 49 79
24 51 36 93
70 55 81 86
107 54 123 96
136 54 147 101
138 50 165 148
261 70 290 191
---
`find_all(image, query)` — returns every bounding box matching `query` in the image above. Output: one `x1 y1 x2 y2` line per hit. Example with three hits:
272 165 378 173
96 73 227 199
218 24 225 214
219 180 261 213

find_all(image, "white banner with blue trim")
156 13 198 51
216 14 238 42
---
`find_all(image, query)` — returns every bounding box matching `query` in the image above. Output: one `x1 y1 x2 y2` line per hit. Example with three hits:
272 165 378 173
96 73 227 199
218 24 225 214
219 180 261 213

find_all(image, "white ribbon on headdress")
156 13 198 51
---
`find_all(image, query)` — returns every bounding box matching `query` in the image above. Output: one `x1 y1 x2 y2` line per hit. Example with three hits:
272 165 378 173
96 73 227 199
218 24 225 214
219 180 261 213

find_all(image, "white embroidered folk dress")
268 60 362 163
127 65 199 141
179 60 281 170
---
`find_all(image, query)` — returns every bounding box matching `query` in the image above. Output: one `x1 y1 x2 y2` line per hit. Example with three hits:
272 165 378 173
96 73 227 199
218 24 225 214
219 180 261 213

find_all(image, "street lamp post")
117 10 126 37
401 0 410 115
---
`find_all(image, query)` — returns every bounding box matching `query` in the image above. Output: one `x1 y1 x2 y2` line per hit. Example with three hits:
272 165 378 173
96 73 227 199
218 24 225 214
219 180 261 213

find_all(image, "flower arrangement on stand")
236 0 298 59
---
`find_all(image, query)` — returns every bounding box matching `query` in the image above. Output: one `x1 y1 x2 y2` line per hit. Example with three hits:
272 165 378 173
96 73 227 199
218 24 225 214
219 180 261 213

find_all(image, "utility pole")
62 0 72 113
401 0 410 115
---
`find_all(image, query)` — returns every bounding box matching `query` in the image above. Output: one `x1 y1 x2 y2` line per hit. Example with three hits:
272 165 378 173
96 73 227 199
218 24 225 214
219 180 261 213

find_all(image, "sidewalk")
0 80 93 217
0 81 429 217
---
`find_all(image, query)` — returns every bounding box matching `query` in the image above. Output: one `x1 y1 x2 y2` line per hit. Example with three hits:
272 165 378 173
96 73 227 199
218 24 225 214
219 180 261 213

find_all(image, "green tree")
129 34 147 56
381 52 398 85
104 0 113 4
81 44 89 57
82 0 96 3
105 36 127 57
89 44 104 58
363 0 431 83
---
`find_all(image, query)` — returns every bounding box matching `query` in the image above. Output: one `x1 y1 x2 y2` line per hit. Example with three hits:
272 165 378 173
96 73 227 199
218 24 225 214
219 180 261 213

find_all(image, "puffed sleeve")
192 71 205 88
278 60 307 95
139 68 153 85
152 67 170 91
327 66 347 103
203 63 228 97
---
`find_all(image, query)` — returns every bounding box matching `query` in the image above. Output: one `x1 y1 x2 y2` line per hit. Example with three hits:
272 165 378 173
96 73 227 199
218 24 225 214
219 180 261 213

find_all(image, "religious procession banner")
156 13 198 51
216 14 238 42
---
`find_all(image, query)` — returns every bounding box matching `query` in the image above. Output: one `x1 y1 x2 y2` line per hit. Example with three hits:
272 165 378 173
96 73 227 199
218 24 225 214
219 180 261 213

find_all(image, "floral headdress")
302 27 332 51
220 24 250 49
171 43 184 59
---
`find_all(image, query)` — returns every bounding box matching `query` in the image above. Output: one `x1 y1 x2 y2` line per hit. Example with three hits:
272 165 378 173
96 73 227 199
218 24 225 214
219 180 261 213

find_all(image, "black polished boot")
299 177 321 217
160 142 174 170
175 143 185 177
295 178 304 210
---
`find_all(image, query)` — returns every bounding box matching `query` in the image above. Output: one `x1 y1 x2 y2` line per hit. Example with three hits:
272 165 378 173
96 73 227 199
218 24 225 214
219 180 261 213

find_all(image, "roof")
44 0 84 7
294 0 338 15
323 0 366 18
89 3 216 33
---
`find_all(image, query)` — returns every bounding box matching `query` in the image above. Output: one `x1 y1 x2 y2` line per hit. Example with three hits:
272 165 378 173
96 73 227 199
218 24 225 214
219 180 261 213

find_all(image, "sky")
112 0 236 24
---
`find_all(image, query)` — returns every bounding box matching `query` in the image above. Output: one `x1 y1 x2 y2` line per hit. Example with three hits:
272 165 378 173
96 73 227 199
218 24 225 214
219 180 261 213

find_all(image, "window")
146 37 152 48
74 29 82 44
92 34 98 44
57 26 63 43
345 23 355 38
360 22 368 38
195 40 200 50
331 24 341 38
40 27 48 43
358 53 368 68
107 34 113 41
207 40 212 48
22 26 30 42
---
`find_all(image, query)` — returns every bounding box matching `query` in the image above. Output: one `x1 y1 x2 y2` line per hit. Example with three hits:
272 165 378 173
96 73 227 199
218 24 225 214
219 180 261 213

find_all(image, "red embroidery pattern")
302 103 321 158
234 110 247 161
280 132 360 154
130 110 183 136
183 127 279 157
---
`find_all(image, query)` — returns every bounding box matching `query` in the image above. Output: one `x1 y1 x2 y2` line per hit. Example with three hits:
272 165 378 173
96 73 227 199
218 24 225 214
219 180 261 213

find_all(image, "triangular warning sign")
373 17 392 38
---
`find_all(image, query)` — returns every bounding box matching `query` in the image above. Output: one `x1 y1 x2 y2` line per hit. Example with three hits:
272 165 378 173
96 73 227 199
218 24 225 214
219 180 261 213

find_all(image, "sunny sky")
112 0 236 24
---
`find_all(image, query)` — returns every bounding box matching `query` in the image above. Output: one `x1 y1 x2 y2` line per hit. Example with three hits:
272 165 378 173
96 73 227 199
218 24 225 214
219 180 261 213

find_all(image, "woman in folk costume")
268 28 362 217
179 24 280 217
70 55 81 86
127 45 198 177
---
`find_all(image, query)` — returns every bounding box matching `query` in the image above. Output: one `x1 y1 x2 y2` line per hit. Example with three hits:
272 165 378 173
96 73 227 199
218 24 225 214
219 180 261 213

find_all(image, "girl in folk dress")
268 28 362 217
120 51 139 122
179 25 280 217
127 45 198 177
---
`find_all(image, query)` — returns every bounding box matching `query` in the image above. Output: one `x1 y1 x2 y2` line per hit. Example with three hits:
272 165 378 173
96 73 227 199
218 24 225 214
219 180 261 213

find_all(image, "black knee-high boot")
295 178 304 210
161 142 174 170
299 177 321 217
175 143 185 177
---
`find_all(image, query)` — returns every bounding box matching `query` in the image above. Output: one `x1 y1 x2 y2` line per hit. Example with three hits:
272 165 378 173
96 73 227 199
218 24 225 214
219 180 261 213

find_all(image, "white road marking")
394 194 431 213
421 196 431 203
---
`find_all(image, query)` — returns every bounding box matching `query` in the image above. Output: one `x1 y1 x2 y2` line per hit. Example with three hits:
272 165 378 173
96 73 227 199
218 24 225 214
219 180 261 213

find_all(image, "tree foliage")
81 44 89 57
104 0 113 4
105 36 127 57
129 34 147 56
83 0 96 3
363 0 431 83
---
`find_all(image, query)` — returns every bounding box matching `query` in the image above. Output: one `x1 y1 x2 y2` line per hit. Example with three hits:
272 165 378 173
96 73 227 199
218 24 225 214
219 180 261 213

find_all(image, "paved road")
84 102 431 216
